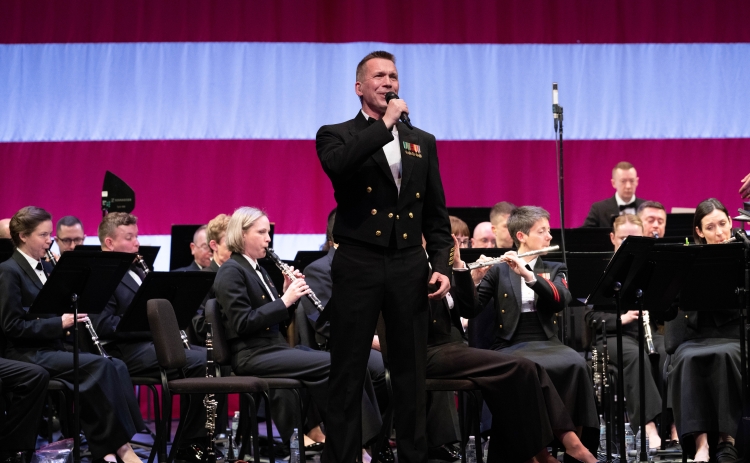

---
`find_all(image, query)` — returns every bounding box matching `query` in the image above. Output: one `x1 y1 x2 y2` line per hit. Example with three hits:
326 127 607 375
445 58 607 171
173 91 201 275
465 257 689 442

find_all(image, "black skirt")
669 337 742 437
496 312 599 429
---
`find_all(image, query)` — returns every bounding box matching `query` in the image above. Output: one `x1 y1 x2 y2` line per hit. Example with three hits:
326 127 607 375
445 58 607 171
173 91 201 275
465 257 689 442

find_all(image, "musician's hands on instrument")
428 272 451 299
62 313 88 329
500 251 535 282
470 257 492 284
740 172 750 199
282 266 304 293
281 278 310 308
620 310 640 325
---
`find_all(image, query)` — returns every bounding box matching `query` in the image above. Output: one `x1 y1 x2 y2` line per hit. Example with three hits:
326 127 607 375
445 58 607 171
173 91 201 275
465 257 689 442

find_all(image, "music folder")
29 251 133 316
74 244 160 270
116 271 216 333
586 236 699 318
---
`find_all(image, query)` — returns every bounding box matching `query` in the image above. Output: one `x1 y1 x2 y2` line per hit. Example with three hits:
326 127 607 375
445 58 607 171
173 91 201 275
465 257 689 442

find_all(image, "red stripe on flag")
1 138 748 235
2 0 749 44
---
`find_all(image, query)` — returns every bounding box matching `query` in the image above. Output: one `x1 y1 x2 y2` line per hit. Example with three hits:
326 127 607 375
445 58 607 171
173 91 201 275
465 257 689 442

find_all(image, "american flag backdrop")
1 0 749 268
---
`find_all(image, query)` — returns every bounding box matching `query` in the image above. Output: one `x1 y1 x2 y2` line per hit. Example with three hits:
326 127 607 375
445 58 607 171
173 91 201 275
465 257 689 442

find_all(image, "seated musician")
490 201 517 249
584 214 675 450
55 215 86 253
471 221 496 249
174 225 212 271
431 235 597 463
665 198 742 463
453 206 599 446
212 206 382 452
0 206 144 463
0 358 49 462
449 216 470 249
92 212 213 462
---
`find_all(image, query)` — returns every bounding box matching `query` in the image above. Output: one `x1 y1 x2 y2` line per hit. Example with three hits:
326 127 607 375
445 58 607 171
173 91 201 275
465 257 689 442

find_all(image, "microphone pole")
553 83 569 345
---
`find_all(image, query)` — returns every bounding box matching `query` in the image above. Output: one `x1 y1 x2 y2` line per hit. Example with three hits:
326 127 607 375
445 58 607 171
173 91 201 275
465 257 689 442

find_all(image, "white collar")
18 248 42 270
242 254 260 269
615 193 636 207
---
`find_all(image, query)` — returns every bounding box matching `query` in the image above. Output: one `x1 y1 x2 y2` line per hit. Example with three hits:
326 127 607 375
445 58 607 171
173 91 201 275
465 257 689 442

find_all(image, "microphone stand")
553 83 569 344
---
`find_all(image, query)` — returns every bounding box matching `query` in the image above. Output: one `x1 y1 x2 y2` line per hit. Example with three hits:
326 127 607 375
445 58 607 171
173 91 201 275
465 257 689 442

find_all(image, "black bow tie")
619 203 635 211
367 117 377 125
35 262 43 271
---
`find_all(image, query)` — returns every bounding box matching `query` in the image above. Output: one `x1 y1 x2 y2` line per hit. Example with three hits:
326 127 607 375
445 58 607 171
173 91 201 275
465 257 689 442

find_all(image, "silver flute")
136 254 191 349
47 245 111 358
466 245 560 270
203 323 218 463
265 248 325 313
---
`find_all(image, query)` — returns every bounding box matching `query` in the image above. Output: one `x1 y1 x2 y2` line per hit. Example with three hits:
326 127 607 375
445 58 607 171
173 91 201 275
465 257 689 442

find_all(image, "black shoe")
665 439 682 454
427 444 460 462
259 440 290 459
305 442 325 452
715 441 740 463
174 443 224 463
376 441 395 463
0 451 27 463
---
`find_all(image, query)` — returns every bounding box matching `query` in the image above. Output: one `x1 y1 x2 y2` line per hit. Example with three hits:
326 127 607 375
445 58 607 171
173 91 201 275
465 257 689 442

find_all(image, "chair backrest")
204 298 231 366
147 299 187 370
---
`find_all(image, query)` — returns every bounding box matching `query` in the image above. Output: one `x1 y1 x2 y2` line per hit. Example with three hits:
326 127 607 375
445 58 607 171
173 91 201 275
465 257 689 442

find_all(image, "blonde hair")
98 212 137 244
225 207 267 254
612 214 643 233
206 214 230 245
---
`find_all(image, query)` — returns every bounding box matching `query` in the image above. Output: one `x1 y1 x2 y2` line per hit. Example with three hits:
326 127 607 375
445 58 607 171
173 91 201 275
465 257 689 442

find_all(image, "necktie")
255 265 276 300
525 264 533 272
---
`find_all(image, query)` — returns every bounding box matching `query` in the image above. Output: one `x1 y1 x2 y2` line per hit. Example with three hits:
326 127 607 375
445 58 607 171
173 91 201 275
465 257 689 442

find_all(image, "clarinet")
48 245 111 358
203 323 218 463
642 310 657 356
136 254 191 349
265 248 325 313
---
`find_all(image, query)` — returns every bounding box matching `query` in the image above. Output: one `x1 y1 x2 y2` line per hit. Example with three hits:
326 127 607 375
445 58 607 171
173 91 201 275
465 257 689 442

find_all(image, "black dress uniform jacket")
0 250 141 458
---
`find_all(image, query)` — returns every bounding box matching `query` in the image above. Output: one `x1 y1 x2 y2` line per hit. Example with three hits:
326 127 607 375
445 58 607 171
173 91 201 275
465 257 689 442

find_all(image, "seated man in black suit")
637 200 667 238
92 212 213 462
175 225 212 271
471 221 496 249
582 161 647 227
0 358 49 463
55 215 86 253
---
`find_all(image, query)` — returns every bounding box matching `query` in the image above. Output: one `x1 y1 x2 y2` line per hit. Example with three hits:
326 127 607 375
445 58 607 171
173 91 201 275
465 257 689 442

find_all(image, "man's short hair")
489 201 517 224
56 215 83 234
193 224 207 243
9 206 52 247
612 214 643 233
98 212 137 244
226 207 267 254
507 206 550 248
449 216 469 237
206 214 230 245
356 51 396 82
612 161 635 177
637 201 665 215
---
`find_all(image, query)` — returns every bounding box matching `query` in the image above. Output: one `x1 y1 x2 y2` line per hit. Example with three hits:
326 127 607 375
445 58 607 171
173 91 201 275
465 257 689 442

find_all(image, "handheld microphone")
385 92 414 129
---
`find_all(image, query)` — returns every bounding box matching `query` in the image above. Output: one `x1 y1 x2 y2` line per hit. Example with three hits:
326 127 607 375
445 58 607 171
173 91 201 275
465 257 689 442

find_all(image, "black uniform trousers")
597 333 666 428
325 243 429 463
109 341 208 440
5 349 140 459
0 357 49 450
427 342 574 463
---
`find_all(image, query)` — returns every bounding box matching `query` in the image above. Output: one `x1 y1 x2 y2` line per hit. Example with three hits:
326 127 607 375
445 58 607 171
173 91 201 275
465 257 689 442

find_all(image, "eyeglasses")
57 237 85 245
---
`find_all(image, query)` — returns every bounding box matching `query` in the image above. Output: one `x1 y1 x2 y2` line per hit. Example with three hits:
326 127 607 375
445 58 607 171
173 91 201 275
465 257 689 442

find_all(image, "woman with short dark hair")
0 206 145 463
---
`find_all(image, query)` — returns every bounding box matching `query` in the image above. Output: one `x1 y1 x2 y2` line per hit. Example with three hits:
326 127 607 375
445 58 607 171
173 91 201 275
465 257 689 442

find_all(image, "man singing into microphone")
316 51 453 463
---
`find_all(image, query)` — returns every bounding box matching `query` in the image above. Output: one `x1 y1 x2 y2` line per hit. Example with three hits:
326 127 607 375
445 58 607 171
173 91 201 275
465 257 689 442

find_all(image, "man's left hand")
428 271 451 299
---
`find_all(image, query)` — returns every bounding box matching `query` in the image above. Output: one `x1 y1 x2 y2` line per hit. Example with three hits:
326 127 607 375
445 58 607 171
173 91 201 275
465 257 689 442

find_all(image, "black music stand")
74 244 161 270
588 237 699 462
28 251 133 463
116 272 216 334
0 238 14 264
